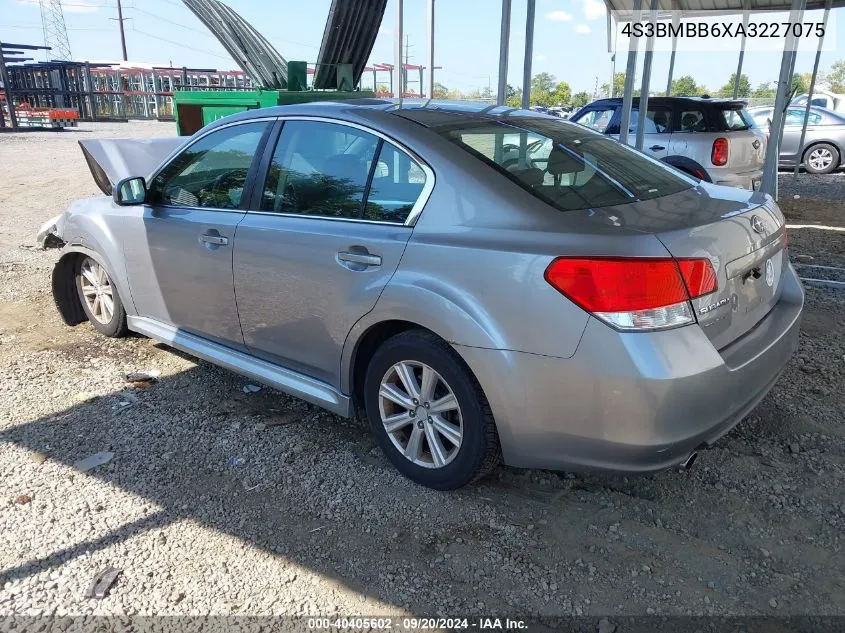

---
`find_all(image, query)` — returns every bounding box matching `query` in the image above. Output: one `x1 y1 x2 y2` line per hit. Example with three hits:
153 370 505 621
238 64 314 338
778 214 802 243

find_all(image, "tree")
432 82 449 98
570 91 591 109
791 73 808 96
827 60 845 93
550 81 572 106
718 73 751 98
505 86 522 108
531 72 556 93
479 85 494 101
752 82 776 99
600 72 625 98
671 75 703 97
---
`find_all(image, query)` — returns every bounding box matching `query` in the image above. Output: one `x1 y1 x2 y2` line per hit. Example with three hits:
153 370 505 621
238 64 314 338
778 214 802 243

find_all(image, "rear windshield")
434 117 692 211
719 107 754 131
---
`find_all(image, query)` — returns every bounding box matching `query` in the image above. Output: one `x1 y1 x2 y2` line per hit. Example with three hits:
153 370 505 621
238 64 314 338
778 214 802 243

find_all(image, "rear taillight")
711 138 729 166
781 228 788 249
544 257 717 331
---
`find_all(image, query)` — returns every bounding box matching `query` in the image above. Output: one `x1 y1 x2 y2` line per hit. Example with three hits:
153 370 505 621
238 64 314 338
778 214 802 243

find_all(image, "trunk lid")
574 184 787 349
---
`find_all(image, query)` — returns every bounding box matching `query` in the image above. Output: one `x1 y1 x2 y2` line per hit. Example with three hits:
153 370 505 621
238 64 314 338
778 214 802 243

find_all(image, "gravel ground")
1 122 844 620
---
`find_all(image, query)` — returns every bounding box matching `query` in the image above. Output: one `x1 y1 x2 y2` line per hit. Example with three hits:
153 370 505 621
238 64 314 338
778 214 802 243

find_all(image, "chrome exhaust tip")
680 452 698 470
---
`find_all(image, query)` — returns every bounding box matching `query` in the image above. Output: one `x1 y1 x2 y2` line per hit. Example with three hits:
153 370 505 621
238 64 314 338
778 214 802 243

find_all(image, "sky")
1 0 844 96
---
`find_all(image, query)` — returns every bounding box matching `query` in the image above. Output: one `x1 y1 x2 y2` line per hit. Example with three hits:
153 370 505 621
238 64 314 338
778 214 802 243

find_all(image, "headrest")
547 147 585 176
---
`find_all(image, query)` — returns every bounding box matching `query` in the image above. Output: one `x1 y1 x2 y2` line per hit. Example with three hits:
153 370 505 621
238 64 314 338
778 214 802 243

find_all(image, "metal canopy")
598 0 839 199
181 0 288 89
314 0 388 90
604 0 845 18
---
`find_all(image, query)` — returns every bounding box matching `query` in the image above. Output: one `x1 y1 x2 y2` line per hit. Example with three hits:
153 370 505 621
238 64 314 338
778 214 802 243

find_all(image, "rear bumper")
710 167 764 190
456 264 804 473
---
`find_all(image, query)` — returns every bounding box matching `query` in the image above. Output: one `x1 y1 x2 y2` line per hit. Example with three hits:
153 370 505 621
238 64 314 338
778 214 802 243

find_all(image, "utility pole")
404 34 412 94
112 0 129 61
38 0 72 61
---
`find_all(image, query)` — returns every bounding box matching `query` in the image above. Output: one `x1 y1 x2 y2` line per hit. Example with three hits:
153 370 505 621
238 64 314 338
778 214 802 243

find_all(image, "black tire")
74 255 128 338
363 330 501 490
803 143 840 175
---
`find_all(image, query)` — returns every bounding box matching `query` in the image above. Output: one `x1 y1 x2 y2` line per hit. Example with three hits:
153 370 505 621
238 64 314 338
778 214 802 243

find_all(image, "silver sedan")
748 105 845 174
38 101 803 490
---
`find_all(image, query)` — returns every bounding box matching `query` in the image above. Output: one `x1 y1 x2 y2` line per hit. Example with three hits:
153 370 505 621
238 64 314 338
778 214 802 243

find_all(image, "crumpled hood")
79 137 186 195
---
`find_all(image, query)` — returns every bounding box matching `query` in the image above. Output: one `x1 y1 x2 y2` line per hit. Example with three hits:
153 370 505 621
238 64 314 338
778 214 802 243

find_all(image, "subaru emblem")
750 215 765 234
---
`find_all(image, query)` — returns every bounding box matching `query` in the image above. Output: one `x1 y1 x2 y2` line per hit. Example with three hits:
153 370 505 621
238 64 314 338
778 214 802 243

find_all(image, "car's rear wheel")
363 330 500 490
803 143 839 175
75 256 128 337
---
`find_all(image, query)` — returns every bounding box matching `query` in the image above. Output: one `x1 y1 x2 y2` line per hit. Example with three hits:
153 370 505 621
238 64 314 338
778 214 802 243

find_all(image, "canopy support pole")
619 0 643 146
733 0 751 99
394 0 404 101
666 12 679 96
635 0 658 151
496 0 512 105
427 0 435 97
760 0 806 199
793 0 832 180
521 0 536 110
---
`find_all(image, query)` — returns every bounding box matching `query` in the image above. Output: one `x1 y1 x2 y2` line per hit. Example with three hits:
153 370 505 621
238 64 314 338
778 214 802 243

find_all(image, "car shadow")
0 358 526 615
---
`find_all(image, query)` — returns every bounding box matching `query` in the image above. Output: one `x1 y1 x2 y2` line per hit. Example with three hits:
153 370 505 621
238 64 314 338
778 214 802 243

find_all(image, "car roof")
588 96 747 107
210 98 554 130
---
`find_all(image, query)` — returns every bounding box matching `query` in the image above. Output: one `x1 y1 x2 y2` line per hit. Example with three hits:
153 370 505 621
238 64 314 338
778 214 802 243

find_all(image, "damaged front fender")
36 213 66 250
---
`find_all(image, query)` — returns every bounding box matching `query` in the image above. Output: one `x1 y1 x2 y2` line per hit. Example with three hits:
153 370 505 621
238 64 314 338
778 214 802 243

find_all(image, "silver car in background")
571 97 767 190
38 101 803 490
748 105 845 174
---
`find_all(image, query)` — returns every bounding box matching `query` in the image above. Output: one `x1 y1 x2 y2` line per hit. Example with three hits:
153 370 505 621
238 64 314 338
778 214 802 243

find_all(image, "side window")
573 108 616 133
627 107 672 134
260 120 378 219
785 109 822 126
150 122 267 209
363 142 427 223
678 110 708 132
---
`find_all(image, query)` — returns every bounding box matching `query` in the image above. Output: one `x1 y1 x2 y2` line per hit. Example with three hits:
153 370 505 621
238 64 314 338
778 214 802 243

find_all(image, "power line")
130 25 231 61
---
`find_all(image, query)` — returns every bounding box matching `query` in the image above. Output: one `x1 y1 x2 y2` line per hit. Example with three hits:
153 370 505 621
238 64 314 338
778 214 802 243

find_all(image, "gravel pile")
1 123 844 619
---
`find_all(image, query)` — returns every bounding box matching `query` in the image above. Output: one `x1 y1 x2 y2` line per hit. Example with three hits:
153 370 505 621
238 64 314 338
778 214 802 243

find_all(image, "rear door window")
627 107 673 134
785 109 822 126
436 118 692 211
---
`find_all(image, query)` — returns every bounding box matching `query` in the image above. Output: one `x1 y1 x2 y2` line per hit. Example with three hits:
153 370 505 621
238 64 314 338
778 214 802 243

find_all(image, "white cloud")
17 0 100 12
583 0 607 20
536 53 547 61
576 24 592 34
545 10 573 22
378 27 392 36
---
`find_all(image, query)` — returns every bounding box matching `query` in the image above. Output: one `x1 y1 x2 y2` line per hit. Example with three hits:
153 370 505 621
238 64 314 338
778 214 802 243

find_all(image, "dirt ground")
0 122 844 623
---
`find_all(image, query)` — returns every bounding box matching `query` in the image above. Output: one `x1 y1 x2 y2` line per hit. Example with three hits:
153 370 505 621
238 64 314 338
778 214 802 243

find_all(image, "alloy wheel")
378 361 463 469
808 147 833 171
79 257 115 325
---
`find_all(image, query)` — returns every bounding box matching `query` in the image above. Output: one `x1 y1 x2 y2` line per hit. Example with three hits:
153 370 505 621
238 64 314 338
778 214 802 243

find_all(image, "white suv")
571 97 767 191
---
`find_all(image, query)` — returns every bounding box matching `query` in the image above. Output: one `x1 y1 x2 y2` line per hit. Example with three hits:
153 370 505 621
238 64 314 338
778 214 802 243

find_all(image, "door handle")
649 145 666 151
200 233 228 246
337 251 381 267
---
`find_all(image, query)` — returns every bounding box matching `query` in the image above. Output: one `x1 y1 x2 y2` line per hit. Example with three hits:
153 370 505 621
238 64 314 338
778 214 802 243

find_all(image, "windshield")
434 117 692 211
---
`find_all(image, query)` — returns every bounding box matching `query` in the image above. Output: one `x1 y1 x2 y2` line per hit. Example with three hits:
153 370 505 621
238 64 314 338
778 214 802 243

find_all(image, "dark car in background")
748 105 845 174
571 97 767 190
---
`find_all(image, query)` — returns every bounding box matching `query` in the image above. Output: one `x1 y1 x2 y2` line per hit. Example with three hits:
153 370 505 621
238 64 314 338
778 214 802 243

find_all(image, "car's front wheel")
364 330 501 490
803 143 839 175
75 256 128 337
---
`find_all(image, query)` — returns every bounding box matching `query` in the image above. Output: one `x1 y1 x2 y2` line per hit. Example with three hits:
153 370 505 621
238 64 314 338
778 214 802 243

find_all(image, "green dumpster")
173 90 279 136
173 88 376 136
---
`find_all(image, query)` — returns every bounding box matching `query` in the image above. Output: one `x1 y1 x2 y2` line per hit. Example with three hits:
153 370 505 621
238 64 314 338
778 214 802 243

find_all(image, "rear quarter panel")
340 121 678 393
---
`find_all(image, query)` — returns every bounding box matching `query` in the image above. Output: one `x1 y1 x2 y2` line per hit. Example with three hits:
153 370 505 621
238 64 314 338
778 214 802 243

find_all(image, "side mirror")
113 176 147 206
